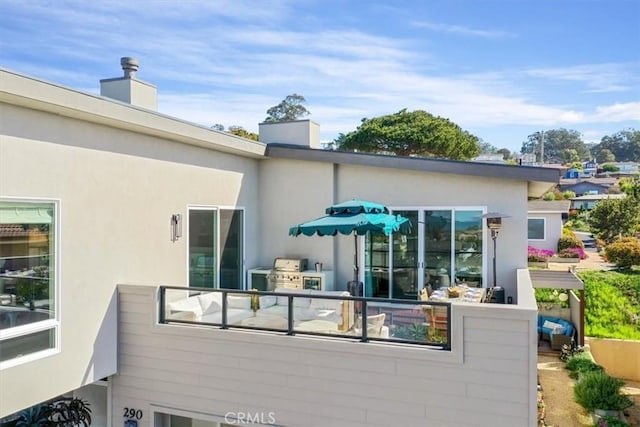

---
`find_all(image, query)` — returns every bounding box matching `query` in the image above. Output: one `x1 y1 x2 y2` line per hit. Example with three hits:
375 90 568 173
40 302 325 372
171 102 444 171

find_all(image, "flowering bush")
557 247 586 259
535 288 570 308
528 246 555 262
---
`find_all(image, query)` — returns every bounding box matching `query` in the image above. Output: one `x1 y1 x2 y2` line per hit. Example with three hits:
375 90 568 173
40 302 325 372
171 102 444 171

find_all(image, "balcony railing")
159 286 452 350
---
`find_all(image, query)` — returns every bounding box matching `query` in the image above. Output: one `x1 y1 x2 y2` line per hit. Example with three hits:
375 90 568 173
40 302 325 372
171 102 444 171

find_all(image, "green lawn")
578 270 640 340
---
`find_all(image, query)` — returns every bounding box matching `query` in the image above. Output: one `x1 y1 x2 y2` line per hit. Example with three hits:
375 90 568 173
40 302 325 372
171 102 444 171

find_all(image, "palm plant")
13 397 91 427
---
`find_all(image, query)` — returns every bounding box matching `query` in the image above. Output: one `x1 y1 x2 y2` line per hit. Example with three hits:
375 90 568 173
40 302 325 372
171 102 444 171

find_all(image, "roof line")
265 143 560 183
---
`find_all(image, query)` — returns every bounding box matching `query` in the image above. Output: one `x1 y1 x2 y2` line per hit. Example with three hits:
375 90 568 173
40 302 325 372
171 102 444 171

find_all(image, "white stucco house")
527 200 570 253
1 59 560 426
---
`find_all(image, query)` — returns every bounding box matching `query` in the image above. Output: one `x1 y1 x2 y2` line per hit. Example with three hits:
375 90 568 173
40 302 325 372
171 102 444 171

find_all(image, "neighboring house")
570 193 626 210
582 161 597 177
611 162 639 173
558 177 618 196
1 61 560 426
527 200 571 253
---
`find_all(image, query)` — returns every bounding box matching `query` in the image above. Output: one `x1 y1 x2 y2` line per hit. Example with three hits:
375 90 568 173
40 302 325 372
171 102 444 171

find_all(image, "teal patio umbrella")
289 199 412 282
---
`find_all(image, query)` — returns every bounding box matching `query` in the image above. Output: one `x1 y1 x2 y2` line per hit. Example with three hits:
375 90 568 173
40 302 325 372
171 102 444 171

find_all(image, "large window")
365 207 485 299
0 199 58 366
188 207 244 289
528 218 546 240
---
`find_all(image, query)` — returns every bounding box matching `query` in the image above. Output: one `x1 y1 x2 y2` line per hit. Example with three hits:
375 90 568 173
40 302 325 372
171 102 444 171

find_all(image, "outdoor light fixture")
480 212 511 289
170 213 182 242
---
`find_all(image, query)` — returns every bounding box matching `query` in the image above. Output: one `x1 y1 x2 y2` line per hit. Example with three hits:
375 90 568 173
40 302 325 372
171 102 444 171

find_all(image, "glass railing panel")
364 301 450 347
159 286 451 349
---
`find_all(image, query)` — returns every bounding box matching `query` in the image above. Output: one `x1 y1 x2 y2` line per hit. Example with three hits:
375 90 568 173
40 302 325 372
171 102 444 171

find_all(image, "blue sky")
1 0 638 153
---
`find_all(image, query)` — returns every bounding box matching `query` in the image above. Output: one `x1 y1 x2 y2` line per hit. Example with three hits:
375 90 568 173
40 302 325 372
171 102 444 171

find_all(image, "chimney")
258 119 321 149
100 57 157 110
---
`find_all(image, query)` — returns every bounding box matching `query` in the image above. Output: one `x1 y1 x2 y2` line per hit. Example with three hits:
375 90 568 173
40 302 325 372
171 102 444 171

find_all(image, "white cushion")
274 288 312 307
170 310 198 321
167 296 203 317
542 320 565 334
198 292 222 315
227 295 252 310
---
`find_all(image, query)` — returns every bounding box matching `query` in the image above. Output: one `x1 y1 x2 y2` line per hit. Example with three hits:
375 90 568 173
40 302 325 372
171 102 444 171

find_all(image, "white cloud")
526 63 638 93
592 102 640 122
411 21 514 38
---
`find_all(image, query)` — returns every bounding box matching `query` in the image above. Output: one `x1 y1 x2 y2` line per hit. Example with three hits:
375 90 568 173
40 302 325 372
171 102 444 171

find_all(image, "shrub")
574 371 633 411
594 415 630 426
565 354 604 379
558 231 585 253
535 287 570 308
558 247 586 259
605 237 640 269
528 246 554 262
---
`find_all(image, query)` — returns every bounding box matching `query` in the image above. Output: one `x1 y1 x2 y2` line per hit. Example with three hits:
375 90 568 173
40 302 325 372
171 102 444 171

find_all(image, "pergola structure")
529 269 585 346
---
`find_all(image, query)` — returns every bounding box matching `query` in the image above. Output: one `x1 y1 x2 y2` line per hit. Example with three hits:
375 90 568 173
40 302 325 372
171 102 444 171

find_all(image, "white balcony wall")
113 285 538 427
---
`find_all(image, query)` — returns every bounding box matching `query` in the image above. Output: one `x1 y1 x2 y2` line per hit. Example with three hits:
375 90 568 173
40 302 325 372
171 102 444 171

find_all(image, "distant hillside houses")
559 177 620 196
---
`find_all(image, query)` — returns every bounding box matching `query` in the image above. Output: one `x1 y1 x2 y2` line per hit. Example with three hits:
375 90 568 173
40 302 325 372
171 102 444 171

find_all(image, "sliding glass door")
188 207 244 289
365 207 485 299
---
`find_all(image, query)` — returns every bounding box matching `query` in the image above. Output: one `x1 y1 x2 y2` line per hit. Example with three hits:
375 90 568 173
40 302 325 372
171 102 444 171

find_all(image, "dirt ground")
538 353 640 427
538 251 640 426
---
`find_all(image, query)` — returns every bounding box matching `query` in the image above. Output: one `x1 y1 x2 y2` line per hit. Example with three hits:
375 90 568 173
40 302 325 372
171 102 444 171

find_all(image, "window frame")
186 205 246 290
527 217 546 241
364 206 487 298
0 197 61 369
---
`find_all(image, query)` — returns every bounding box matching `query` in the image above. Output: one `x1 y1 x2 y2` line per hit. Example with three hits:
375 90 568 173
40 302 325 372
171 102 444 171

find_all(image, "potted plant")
574 371 633 423
250 288 260 316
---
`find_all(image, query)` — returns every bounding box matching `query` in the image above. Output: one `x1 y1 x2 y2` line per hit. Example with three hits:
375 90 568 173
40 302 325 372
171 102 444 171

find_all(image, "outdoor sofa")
537 315 574 350
166 288 355 332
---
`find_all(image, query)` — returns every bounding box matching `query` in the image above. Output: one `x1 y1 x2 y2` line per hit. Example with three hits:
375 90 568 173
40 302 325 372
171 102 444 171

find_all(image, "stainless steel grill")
268 257 308 289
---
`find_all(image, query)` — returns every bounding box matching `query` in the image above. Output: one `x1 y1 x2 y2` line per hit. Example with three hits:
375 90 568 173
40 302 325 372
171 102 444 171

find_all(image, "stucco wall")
589 338 640 382
259 158 529 300
0 103 260 417
527 212 563 253
113 285 539 427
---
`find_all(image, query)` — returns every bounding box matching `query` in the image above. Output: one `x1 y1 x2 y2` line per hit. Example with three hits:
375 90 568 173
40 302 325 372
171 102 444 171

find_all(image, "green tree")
478 139 497 153
496 148 511 160
335 109 480 159
592 129 640 162
211 123 225 132
588 196 640 243
264 93 310 122
620 176 640 198
227 125 259 141
601 163 620 173
596 148 615 163
520 129 589 163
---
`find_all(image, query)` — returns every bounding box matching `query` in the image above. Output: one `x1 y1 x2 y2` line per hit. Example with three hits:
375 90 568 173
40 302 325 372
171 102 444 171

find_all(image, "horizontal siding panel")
119 300 152 315
465 316 530 332
112 285 537 427
464 340 528 359
115 375 369 424
464 328 529 346
467 382 527 404
119 311 151 325
463 355 529 373
396 361 526 388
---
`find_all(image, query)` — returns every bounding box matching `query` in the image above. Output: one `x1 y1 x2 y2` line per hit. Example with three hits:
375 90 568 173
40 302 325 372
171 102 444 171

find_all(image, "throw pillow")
542 320 564 334
198 292 222 315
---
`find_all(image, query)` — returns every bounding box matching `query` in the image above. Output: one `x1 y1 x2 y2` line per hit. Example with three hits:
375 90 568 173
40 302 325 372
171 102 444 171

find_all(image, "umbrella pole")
353 233 358 282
